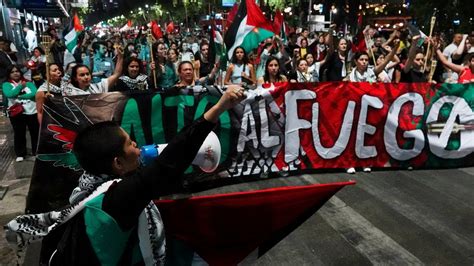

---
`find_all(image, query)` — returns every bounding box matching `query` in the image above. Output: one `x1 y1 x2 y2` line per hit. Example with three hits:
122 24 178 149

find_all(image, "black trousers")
9 113 39 157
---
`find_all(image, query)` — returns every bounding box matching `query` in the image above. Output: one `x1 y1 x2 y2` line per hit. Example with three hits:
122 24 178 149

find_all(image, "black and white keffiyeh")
38 81 67 94
349 66 377 82
119 74 149 91
5 172 166 265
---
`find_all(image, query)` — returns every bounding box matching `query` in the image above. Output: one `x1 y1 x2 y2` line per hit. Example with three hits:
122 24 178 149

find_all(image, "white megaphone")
140 131 221 173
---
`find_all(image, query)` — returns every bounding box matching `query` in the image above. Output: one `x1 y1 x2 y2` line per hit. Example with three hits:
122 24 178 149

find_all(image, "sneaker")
346 167 356 174
363 167 371 173
15 157 24 162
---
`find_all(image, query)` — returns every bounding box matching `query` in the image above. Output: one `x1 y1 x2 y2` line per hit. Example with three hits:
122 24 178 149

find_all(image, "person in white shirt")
63 46 123 96
442 33 463 82
443 33 463 59
23 26 38 54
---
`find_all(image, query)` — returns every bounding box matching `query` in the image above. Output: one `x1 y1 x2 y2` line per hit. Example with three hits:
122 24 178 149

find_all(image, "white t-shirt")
443 43 458 62
442 43 460 82
5 82 36 115
25 30 38 52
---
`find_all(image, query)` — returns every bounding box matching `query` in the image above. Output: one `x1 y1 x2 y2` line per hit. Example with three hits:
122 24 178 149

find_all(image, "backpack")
39 212 139 265
39 212 100 266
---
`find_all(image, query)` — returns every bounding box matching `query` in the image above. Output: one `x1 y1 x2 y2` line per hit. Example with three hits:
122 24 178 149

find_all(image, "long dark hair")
152 41 166 62
33 46 45 55
70 64 90 88
231 46 249 65
6 65 24 82
263 56 283 83
122 57 144 77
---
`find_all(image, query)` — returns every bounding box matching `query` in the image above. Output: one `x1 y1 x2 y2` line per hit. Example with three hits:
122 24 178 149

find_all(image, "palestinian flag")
63 13 84 53
272 9 283 35
209 21 226 70
280 22 288 45
225 2 239 31
157 181 355 264
224 0 274 60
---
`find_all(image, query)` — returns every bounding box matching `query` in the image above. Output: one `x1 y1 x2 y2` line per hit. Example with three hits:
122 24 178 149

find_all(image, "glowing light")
284 7 292 13
398 10 402 14
399 22 404 27
375 7 379 12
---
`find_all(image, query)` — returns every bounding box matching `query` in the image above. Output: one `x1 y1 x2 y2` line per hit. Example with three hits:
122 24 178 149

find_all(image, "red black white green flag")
224 0 275 60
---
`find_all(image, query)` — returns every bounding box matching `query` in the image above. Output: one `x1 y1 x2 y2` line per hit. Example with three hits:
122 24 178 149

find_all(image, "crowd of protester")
1 14 474 266
0 20 473 172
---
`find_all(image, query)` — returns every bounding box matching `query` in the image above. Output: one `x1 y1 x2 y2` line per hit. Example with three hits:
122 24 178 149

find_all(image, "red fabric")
264 82 438 169
459 67 474 84
351 14 365 53
127 20 132 28
151 20 163 39
357 13 363 27
227 2 239 27
352 30 367 53
166 22 175 33
73 14 84 32
245 0 274 33
156 181 355 265
272 9 284 35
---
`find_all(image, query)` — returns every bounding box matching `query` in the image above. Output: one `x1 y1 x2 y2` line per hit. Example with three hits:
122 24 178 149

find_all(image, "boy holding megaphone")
6 85 247 265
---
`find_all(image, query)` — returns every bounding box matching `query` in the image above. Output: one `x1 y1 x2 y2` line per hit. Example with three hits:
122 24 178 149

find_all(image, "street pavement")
0 113 473 265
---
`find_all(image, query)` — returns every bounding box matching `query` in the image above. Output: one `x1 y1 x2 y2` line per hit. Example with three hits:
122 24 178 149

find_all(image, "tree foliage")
411 0 473 35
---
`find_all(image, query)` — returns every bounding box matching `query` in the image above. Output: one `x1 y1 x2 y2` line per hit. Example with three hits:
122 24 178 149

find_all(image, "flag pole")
221 12 227 88
147 29 157 89
40 34 52 95
423 10 437 73
364 31 377 67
